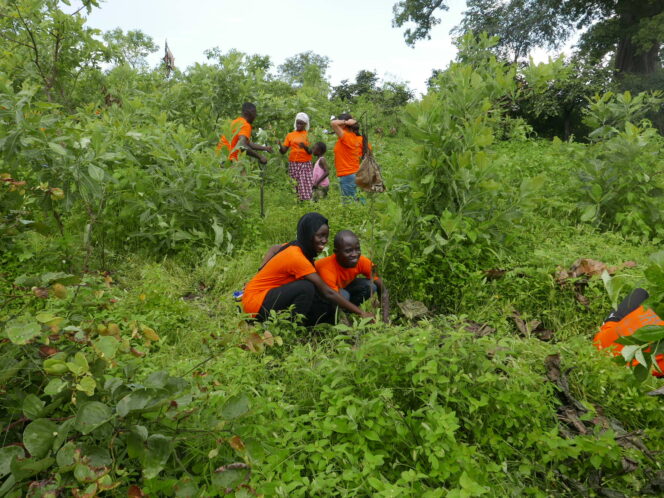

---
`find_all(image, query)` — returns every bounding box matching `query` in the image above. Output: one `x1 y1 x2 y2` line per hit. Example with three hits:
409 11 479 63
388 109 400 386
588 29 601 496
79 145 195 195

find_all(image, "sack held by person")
355 148 386 193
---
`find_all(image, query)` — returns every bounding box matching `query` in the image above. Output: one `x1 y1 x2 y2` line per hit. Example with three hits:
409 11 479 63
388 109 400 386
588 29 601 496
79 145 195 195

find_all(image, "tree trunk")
615 0 663 75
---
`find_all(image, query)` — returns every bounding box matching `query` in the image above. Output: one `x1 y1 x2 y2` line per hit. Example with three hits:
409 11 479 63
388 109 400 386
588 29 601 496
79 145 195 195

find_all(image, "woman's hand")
345 119 357 126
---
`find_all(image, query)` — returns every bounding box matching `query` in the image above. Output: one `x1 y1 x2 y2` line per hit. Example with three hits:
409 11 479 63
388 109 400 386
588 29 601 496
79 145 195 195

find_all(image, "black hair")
313 141 327 154
333 230 358 250
337 112 369 158
242 102 257 114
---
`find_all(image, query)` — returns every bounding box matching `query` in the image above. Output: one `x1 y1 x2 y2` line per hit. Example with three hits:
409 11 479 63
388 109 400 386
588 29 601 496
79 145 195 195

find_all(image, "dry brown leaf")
463 320 496 337
229 435 245 451
397 300 429 320
484 268 508 280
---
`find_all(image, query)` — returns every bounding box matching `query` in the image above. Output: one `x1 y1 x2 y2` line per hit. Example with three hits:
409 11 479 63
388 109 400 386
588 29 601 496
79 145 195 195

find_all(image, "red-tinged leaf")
262 331 274 346
32 287 49 299
127 485 145 497
39 346 59 357
130 348 145 358
229 435 245 451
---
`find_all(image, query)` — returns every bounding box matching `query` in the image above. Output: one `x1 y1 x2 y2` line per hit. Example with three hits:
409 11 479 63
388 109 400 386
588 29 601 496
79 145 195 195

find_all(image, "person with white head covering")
280 112 314 201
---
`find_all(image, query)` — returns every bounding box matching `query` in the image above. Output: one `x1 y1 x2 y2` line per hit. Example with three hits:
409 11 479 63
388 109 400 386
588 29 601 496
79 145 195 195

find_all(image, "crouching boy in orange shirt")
315 230 389 319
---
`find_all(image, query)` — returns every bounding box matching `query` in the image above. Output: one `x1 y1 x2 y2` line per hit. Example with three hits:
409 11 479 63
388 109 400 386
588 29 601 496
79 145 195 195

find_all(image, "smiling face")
296 119 306 131
312 224 329 254
335 233 360 268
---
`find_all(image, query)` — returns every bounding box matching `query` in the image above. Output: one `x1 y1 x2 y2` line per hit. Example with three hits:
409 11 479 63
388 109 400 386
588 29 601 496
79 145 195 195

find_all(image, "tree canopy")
393 0 664 74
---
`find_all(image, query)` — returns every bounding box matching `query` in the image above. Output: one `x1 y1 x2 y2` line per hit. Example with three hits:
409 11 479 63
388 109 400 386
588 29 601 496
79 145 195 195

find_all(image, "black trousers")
256 280 336 326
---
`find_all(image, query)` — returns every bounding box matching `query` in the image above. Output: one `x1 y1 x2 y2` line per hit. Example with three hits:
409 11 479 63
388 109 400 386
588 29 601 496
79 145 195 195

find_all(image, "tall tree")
277 51 330 87
0 0 105 103
103 28 158 70
392 0 664 74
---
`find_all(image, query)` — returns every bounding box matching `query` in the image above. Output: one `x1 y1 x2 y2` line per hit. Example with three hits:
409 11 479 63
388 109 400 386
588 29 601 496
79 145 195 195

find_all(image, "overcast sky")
85 0 567 96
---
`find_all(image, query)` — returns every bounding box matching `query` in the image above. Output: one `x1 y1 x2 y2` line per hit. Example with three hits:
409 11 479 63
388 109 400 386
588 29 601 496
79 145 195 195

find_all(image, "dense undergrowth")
3 137 664 496
2 8 664 494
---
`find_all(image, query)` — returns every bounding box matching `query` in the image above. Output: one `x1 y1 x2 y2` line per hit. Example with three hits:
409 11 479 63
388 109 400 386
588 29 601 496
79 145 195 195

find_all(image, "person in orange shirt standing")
280 112 313 200
315 230 388 312
242 213 374 325
330 113 369 202
216 102 272 164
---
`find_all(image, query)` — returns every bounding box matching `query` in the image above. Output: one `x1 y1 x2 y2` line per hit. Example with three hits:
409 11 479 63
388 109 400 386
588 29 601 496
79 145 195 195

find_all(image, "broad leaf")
23 419 58 458
221 394 251 420
142 434 172 479
0 447 24 477
5 316 40 345
76 401 113 435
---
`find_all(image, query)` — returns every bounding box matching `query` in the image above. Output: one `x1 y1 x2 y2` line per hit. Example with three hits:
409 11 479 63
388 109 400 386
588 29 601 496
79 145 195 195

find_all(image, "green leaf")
5 316 40 345
211 464 249 490
459 471 487 495
87 164 104 182
67 352 89 376
22 394 45 419
116 389 154 417
93 336 119 360
44 378 68 397
23 419 57 459
221 394 251 420
75 402 113 435
53 419 74 453
580 204 597 222
634 364 649 383
620 345 639 362
632 325 664 343
0 447 24 478
142 434 172 479
10 456 54 481
56 441 77 470
48 142 67 155
174 477 199 497
76 375 97 396
127 426 147 459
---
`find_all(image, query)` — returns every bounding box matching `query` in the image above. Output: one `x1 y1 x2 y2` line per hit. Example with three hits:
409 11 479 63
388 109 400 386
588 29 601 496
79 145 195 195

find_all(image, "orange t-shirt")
594 305 664 377
242 245 315 316
315 254 377 291
333 132 364 177
283 130 312 163
216 117 252 161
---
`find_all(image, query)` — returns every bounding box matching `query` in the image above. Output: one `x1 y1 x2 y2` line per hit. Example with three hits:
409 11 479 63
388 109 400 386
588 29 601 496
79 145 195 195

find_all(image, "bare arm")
303 273 374 319
279 144 289 154
331 118 357 138
237 135 268 163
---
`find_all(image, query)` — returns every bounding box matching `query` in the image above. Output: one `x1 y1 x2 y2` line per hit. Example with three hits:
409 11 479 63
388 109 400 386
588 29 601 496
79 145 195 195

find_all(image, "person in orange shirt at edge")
216 102 272 164
594 287 664 377
242 212 374 325
279 112 314 201
330 113 369 202
315 230 389 313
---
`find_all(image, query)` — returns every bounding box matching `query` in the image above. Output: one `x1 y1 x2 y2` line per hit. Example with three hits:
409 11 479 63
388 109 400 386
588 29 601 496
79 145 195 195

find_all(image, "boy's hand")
259 156 268 165
265 145 274 153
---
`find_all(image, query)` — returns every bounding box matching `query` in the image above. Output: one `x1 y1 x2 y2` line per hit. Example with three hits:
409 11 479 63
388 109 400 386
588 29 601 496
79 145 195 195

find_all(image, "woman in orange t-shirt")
280 112 313 201
242 212 374 325
331 113 369 201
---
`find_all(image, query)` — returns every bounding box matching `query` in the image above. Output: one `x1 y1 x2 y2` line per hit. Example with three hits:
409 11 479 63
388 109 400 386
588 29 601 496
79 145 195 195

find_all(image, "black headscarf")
294 212 329 263
259 212 329 270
